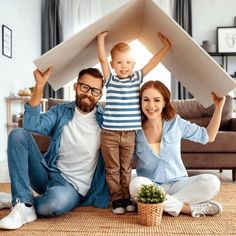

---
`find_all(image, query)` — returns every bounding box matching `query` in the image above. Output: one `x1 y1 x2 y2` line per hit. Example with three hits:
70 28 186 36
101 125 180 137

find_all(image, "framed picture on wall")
2 25 12 58
217 26 236 54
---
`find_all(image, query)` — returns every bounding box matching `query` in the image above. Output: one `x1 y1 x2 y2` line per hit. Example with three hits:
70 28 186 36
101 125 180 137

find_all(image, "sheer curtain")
59 0 102 41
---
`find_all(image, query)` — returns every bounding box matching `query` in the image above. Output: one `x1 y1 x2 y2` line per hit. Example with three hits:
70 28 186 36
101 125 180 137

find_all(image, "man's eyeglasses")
77 82 102 97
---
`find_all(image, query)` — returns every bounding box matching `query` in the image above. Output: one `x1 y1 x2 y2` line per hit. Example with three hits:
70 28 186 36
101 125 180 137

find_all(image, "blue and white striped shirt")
102 71 143 131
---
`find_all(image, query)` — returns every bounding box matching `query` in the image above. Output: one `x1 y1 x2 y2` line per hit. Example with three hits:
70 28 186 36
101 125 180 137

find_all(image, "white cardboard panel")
34 0 236 107
34 0 141 89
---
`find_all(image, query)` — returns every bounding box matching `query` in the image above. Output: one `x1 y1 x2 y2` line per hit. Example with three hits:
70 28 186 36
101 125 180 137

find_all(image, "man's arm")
207 92 226 142
142 33 171 77
24 67 62 136
29 67 53 108
97 31 110 81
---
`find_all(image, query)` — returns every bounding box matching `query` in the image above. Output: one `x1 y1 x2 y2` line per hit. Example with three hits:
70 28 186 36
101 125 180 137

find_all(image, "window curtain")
41 0 64 99
171 0 193 99
60 0 102 41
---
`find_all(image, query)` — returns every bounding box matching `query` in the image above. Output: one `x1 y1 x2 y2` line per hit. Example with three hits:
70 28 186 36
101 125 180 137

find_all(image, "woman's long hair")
140 80 176 121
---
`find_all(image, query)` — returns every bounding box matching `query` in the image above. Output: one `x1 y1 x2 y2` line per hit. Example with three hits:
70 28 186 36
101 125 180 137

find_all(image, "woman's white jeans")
130 174 221 217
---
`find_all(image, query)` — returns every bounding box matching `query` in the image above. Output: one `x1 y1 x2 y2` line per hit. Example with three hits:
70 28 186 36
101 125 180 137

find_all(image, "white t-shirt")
56 107 101 196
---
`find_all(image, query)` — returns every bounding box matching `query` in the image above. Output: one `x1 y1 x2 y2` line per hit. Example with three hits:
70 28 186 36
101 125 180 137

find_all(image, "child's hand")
211 92 226 109
158 32 171 49
97 31 108 40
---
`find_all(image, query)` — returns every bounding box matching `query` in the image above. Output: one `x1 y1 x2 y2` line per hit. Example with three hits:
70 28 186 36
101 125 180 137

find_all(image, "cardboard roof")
34 0 236 107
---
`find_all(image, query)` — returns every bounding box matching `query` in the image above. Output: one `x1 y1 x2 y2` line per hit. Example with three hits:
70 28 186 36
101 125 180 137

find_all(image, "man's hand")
158 32 171 50
29 67 53 108
211 92 226 110
33 67 53 89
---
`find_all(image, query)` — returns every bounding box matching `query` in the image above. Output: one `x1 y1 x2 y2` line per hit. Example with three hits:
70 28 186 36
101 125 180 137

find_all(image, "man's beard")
75 93 97 113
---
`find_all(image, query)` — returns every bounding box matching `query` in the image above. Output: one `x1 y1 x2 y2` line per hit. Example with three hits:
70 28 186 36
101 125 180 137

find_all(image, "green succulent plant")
137 183 166 204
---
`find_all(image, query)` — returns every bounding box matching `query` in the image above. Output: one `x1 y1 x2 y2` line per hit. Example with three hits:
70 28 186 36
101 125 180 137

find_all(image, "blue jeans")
7 128 82 216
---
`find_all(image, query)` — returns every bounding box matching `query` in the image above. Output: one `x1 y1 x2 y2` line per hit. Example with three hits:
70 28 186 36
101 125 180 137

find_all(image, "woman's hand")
207 93 226 142
211 92 226 110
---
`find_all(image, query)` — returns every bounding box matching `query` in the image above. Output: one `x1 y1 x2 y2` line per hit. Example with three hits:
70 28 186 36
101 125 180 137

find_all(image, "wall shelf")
208 52 236 56
208 52 236 73
6 96 47 133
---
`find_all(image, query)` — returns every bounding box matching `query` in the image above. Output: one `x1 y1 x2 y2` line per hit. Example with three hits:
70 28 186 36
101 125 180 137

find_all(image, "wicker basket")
137 202 163 226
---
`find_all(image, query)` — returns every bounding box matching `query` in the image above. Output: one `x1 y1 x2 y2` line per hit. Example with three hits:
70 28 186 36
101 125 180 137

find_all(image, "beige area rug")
0 182 236 236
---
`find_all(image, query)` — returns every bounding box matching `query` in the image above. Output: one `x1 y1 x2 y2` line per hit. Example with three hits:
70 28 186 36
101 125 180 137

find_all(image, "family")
0 32 225 230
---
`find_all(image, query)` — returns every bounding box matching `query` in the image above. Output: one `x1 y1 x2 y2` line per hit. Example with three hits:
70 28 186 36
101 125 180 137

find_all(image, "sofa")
19 96 236 181
174 95 236 181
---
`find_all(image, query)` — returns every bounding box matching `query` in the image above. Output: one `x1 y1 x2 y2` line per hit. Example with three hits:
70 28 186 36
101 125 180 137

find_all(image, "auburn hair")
140 80 176 121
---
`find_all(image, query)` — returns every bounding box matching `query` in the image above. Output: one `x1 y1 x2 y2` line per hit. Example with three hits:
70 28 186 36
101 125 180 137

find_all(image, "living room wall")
192 0 236 75
0 0 42 162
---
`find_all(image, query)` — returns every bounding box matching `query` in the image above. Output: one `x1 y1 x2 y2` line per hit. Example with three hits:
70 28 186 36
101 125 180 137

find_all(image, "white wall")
192 0 236 75
0 0 42 161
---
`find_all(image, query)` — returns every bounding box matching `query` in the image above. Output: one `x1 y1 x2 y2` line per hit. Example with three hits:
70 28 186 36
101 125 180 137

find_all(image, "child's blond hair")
110 42 131 59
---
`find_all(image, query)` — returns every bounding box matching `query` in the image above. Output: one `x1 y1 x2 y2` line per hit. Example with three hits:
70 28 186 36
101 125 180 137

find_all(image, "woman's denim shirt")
134 115 209 185
23 101 109 208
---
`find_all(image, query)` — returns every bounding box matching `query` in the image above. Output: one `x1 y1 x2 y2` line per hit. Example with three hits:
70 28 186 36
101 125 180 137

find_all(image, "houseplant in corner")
137 183 166 226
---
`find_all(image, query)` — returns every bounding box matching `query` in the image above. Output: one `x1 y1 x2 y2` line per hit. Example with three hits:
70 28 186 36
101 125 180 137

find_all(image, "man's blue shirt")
23 101 109 208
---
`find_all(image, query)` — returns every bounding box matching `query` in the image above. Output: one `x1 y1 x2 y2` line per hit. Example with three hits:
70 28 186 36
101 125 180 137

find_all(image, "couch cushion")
182 153 236 169
32 133 50 154
187 117 232 131
181 131 236 152
47 98 70 110
172 95 233 129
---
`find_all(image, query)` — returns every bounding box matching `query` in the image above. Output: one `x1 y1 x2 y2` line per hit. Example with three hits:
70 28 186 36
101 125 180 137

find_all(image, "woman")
130 80 226 217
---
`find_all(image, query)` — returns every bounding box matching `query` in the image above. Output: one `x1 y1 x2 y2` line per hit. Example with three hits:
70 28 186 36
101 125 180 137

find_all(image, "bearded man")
0 68 109 230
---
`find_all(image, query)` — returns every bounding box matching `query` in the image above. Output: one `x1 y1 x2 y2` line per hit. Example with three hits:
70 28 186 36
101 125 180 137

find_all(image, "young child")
97 31 171 214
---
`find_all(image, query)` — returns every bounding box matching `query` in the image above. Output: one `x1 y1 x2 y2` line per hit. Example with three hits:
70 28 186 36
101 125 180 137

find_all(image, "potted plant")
136 183 166 226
